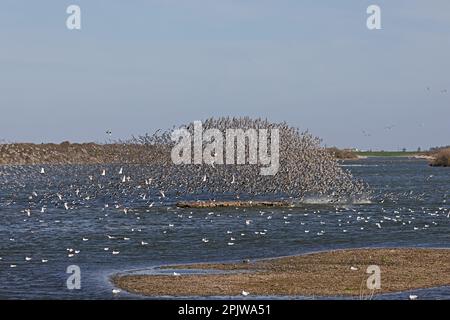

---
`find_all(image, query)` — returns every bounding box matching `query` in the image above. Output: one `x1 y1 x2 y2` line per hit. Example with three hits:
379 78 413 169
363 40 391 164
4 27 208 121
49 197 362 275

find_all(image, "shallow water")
0 157 449 299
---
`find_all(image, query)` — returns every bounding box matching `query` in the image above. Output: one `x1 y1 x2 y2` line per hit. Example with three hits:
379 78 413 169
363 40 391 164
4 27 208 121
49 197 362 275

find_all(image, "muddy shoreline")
112 248 450 298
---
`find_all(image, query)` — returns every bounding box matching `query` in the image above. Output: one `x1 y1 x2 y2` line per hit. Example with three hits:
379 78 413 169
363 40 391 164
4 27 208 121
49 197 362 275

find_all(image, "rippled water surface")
0 158 449 299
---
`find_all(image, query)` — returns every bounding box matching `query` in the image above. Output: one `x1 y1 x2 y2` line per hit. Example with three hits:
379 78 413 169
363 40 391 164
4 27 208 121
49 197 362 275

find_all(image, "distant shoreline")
0 142 162 165
355 151 424 158
0 143 439 165
112 248 450 298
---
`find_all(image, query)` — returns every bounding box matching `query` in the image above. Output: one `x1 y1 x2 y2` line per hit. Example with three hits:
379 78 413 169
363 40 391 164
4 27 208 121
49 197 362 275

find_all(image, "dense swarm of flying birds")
123 117 368 201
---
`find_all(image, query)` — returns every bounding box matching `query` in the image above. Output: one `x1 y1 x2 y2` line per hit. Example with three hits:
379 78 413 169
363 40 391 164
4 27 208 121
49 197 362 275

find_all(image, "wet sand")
112 248 450 297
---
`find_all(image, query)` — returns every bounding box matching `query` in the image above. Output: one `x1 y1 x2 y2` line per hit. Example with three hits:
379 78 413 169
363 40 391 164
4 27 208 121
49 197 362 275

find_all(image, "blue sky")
1 0 449 150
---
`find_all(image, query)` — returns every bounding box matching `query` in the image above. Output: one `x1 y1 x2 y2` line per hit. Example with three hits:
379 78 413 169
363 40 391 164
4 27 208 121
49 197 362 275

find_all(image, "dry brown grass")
430 148 450 167
327 147 358 160
112 248 450 297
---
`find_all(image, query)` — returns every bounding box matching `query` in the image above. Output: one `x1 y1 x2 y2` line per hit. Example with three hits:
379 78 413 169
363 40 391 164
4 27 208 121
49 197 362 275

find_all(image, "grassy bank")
0 142 167 165
112 248 450 298
355 151 421 157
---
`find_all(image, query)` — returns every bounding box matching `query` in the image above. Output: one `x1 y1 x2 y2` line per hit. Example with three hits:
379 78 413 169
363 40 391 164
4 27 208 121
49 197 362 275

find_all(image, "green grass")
355 151 422 157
